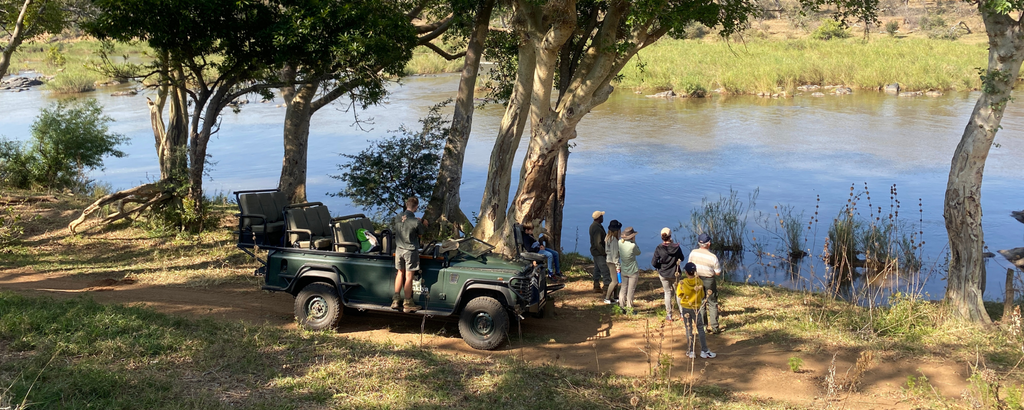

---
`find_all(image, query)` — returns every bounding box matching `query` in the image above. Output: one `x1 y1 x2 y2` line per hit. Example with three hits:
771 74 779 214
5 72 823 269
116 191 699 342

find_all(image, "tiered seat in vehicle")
235 189 289 247
331 214 391 254
284 202 334 250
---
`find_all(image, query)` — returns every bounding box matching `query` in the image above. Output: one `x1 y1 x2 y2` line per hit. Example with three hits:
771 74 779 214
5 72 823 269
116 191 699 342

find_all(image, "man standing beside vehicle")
688 233 722 333
392 197 427 313
590 211 610 294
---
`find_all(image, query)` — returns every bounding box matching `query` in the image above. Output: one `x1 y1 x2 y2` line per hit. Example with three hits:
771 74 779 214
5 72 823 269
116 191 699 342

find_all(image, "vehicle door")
338 255 394 305
414 253 452 311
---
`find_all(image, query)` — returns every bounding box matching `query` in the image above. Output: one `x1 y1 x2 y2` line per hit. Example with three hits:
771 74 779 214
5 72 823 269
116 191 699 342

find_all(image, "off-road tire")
458 296 509 350
294 282 342 331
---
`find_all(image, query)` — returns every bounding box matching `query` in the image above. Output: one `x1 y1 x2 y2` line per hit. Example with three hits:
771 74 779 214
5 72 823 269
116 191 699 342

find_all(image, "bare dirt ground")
0 265 970 409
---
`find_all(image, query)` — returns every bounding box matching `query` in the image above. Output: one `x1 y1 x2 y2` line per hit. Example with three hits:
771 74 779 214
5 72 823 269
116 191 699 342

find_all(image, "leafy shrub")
330 100 450 219
812 19 851 40
682 82 707 97
0 99 127 192
46 45 66 67
788 356 803 372
885 20 899 37
919 14 946 31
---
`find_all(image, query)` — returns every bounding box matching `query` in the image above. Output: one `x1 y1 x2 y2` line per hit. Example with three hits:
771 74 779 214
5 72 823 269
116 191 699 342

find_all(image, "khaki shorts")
395 248 420 271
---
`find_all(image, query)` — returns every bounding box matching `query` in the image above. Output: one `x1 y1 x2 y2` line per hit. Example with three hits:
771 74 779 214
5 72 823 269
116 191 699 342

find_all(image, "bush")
330 100 450 219
812 19 851 40
919 14 946 31
885 20 899 37
0 99 127 192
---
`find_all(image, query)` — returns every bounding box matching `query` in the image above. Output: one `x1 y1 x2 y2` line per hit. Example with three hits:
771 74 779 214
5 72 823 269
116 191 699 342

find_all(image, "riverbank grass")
618 37 986 94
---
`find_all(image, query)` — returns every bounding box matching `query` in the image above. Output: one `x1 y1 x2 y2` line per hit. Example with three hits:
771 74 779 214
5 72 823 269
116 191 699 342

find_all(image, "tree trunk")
944 8 1024 323
278 65 316 204
0 0 32 78
424 0 496 236
549 139 570 252
474 37 536 243
151 55 188 182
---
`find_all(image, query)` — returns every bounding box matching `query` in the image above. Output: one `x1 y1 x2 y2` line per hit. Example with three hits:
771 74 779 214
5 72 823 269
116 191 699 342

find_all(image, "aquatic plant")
687 188 758 254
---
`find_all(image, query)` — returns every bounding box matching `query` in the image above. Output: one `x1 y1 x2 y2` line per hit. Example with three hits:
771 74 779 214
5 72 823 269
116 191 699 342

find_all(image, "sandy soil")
0 266 970 409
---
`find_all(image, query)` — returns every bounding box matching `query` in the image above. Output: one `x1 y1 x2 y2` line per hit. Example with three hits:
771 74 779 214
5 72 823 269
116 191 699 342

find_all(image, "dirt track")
0 266 971 409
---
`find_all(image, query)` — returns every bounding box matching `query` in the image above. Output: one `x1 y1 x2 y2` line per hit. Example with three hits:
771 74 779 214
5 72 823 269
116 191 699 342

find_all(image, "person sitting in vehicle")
522 222 563 281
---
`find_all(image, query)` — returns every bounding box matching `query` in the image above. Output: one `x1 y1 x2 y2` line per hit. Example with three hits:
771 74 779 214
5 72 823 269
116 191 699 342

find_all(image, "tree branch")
422 42 466 60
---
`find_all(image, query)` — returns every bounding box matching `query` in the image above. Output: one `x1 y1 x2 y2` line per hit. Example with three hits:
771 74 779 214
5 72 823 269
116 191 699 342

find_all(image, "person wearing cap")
603 220 623 304
676 262 716 359
651 227 685 322
589 211 610 293
688 233 722 333
617 227 642 310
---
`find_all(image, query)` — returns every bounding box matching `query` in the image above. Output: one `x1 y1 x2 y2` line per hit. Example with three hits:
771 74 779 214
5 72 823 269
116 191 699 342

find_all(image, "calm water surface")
2 72 1022 301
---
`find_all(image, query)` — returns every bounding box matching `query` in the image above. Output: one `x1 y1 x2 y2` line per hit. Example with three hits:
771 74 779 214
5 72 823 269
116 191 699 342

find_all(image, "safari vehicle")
234 189 563 350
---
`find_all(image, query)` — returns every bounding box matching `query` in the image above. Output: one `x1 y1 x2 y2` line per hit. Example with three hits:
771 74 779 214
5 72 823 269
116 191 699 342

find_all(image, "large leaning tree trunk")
943 4 1024 323
0 0 32 78
474 27 536 243
424 0 496 237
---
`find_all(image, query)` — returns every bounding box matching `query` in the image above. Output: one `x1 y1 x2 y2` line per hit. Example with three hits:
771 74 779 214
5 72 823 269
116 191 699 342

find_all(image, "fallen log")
0 195 59 205
68 182 173 234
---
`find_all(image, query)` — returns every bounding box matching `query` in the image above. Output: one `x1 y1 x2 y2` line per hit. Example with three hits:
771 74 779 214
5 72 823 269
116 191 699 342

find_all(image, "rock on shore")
1 77 43 90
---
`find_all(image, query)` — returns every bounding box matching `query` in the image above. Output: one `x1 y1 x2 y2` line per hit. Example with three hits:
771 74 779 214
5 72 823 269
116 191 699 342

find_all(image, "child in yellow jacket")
676 262 716 359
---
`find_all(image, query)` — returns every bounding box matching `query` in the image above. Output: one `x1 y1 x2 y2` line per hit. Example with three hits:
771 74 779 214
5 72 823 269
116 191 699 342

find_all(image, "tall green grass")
619 37 986 93
404 47 464 75
43 68 100 94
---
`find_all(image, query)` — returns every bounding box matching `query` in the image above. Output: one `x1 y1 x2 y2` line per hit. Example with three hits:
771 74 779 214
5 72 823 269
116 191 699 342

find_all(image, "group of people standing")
590 211 722 359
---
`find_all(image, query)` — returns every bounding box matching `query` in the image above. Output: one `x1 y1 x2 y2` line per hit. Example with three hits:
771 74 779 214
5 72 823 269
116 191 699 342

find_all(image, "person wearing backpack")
651 227 685 322
677 262 716 359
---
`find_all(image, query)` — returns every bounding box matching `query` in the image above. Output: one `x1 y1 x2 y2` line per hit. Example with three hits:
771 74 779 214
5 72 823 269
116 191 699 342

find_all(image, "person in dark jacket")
522 222 562 281
651 227 685 321
590 211 610 293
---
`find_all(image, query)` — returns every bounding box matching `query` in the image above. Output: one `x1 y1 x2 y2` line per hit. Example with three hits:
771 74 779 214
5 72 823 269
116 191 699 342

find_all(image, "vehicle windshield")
457 237 495 258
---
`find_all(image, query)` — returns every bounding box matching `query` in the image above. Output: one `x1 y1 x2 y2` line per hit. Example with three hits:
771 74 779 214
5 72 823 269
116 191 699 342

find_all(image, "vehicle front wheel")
294 282 342 331
458 296 509 350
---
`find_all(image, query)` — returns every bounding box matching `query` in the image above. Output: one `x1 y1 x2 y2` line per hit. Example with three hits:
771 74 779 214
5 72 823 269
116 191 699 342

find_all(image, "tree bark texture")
943 8 1024 323
0 0 34 78
150 55 188 182
549 139 570 252
424 0 495 236
278 65 316 204
496 0 665 256
473 31 536 243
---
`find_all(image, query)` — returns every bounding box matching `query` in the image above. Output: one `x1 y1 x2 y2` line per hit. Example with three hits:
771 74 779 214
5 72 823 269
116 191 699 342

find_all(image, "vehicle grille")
509 265 541 305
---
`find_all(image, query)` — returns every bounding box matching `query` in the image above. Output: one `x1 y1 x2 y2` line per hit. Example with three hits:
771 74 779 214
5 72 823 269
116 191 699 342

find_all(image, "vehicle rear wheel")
458 296 509 350
294 282 342 331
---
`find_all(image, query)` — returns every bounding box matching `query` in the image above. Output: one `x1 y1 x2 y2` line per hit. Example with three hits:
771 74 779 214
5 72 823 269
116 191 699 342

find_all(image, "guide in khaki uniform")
392 197 427 312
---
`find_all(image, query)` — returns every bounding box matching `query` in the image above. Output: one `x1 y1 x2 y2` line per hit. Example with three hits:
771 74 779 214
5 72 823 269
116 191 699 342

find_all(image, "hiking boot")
593 282 602 293
390 293 402 310
403 298 421 313
700 350 717 359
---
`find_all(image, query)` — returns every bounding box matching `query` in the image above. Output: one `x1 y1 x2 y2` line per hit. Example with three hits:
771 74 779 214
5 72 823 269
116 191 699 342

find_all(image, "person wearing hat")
617 226 642 310
651 227 685 321
688 233 722 333
603 219 623 304
589 211 610 293
676 262 716 358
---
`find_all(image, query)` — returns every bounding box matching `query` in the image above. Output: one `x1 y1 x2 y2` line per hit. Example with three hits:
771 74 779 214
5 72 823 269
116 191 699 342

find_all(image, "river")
2 72 1022 302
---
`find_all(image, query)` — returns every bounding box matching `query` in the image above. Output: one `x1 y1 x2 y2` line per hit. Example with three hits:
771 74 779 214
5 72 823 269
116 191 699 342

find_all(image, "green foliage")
0 202 25 251
812 19 851 40
0 99 126 192
827 208 860 271
872 293 934 342
29 99 127 191
885 20 899 36
45 45 66 67
788 356 803 372
330 101 450 219
919 13 946 31
44 69 100 94
618 37 984 93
